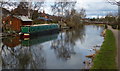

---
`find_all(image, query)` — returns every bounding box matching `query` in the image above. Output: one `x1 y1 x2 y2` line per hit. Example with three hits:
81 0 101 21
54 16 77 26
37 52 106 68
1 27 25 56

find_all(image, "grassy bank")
91 29 117 69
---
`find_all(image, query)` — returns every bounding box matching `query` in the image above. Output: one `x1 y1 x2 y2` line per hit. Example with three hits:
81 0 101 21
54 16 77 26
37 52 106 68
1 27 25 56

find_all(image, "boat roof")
32 24 50 26
23 24 57 27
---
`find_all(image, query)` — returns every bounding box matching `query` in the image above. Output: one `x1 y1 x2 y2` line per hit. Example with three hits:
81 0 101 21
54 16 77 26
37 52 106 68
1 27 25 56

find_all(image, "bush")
111 24 118 29
104 24 108 29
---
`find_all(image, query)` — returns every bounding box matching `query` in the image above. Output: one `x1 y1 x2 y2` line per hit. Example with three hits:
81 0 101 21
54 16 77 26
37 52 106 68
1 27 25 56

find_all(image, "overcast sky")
3 0 119 18
43 0 118 18
75 0 118 18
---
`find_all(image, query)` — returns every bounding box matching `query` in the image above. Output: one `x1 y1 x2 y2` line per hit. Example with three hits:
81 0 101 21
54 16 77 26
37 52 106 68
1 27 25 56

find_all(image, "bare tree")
29 2 44 18
107 0 120 29
11 2 29 16
107 0 120 5
51 1 76 26
0 0 18 10
51 1 76 16
32 2 44 11
65 8 86 28
107 0 120 16
79 8 86 18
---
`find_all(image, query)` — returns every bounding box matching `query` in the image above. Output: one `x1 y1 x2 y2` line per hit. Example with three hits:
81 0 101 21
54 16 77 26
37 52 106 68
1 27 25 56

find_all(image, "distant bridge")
90 21 115 25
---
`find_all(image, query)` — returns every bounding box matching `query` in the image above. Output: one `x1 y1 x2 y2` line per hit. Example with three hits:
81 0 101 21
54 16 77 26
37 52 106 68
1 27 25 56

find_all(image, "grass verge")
91 29 117 69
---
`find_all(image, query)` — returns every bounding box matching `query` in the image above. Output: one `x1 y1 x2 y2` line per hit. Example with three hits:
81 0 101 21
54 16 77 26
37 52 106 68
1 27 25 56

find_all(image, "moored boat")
21 24 59 38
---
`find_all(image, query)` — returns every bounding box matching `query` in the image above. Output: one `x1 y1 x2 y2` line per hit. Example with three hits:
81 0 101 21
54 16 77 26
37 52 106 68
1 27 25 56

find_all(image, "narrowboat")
21 24 59 38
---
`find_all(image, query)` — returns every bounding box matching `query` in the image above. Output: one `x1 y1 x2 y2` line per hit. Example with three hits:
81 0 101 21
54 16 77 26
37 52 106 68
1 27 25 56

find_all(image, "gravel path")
108 25 120 70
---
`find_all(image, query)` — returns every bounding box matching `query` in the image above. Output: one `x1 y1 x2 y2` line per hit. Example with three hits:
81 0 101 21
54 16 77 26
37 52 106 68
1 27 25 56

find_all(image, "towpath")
108 25 120 70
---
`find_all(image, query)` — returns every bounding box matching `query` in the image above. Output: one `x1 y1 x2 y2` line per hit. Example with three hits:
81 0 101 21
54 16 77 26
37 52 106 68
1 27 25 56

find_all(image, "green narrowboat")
21 24 59 37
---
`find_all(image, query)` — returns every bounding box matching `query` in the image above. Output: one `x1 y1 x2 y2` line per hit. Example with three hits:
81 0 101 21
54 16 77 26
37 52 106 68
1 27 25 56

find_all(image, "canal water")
1 25 104 69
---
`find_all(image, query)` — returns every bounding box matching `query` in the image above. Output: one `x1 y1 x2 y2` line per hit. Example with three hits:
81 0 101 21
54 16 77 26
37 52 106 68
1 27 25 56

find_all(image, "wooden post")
0 3 2 71
0 4 1 35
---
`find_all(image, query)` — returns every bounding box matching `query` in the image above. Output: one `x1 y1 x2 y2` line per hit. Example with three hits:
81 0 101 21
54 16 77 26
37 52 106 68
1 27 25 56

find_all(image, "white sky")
2 0 119 18
43 0 118 18
76 0 118 18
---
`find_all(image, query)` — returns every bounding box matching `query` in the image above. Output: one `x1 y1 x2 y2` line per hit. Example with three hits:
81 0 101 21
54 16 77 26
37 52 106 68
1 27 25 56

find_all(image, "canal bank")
91 29 117 69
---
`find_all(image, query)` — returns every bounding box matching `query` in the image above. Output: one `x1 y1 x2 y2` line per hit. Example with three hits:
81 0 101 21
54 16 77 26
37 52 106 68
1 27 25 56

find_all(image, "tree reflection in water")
51 25 85 60
2 36 46 69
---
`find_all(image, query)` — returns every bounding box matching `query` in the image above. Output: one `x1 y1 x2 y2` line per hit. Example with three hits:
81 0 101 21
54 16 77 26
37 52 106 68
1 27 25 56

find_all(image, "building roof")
14 16 32 21
2 15 33 22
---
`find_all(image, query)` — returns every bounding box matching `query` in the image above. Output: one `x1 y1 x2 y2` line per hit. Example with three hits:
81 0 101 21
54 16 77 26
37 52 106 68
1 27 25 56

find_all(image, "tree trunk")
118 5 120 17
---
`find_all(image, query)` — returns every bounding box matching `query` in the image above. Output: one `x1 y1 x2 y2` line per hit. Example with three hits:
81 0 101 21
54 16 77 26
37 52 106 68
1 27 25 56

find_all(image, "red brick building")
2 15 33 32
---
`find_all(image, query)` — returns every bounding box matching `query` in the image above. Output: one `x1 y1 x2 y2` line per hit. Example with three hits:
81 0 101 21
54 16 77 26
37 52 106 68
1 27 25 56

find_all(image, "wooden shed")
2 15 33 32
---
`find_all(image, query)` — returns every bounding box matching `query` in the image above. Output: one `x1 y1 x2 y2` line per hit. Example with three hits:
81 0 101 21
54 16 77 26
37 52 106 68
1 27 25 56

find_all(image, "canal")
1 25 104 69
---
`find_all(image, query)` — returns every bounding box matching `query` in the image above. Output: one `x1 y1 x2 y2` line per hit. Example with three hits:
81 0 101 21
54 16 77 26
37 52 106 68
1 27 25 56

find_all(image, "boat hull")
21 24 60 38
30 28 59 38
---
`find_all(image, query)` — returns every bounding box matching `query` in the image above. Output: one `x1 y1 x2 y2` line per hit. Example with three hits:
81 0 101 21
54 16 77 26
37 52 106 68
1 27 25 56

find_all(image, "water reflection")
2 36 20 48
2 34 58 69
1 25 104 69
22 34 58 46
51 26 85 60
2 45 46 69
